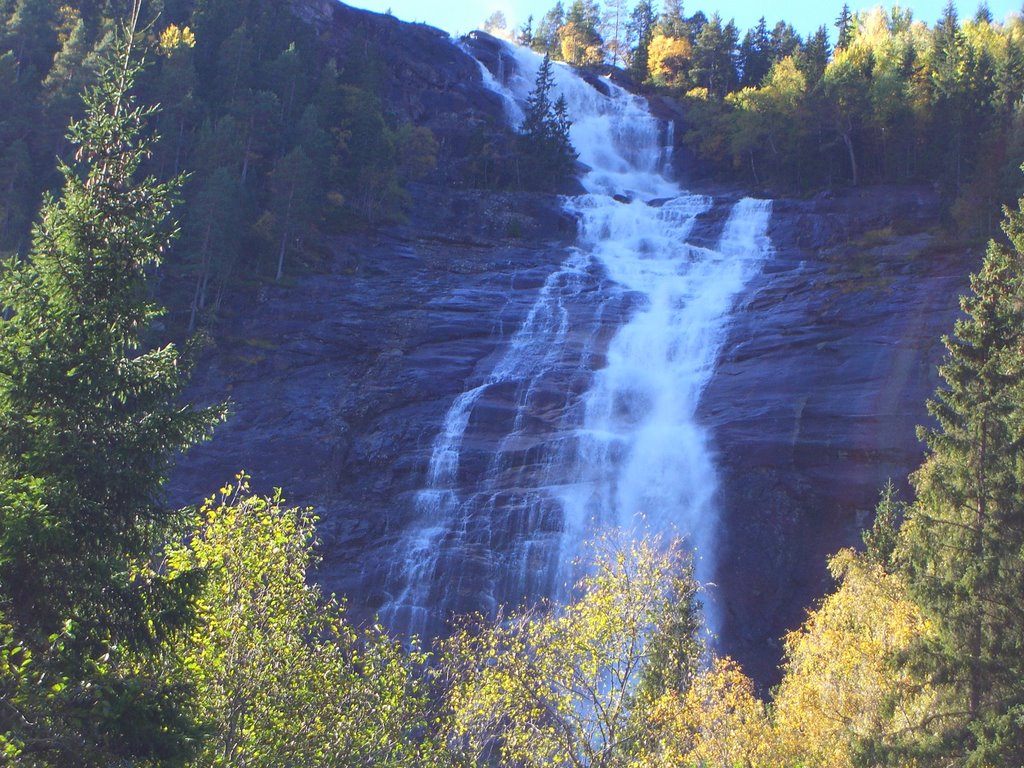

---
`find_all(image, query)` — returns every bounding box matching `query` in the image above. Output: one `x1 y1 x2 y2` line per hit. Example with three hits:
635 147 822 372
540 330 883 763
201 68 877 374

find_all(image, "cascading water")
379 40 772 638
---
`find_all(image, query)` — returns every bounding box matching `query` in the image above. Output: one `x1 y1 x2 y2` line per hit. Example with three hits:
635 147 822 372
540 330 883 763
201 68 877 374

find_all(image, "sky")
349 0 1021 40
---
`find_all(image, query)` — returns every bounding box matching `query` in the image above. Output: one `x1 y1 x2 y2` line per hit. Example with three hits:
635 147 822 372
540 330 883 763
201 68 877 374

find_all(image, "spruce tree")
0 20 223 764
898 189 1024 765
626 0 655 82
738 17 770 88
518 54 578 190
835 3 854 50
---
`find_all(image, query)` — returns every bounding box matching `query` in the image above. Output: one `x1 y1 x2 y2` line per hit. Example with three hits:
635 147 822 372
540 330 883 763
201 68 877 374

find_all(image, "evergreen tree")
659 0 689 39
738 17 771 87
561 0 604 65
898 182 1024 765
185 165 244 330
835 3 854 50
687 10 708 41
5 0 57 83
797 25 831 87
835 2 851 49
533 1 565 57
517 14 534 46
0 136 31 249
601 0 630 67
267 144 317 279
0 23 223 764
690 13 738 98
518 54 578 189
626 0 655 81
769 20 802 62
863 479 904 569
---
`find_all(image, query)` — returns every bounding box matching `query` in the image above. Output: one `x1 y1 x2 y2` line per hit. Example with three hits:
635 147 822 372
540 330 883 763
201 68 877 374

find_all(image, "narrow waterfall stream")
380 41 772 639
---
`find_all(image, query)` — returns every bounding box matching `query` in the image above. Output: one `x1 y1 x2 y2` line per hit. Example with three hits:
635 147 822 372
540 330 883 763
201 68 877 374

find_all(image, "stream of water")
380 41 772 638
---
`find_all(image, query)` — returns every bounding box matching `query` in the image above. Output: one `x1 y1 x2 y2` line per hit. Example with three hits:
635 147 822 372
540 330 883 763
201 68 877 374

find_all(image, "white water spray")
379 41 772 637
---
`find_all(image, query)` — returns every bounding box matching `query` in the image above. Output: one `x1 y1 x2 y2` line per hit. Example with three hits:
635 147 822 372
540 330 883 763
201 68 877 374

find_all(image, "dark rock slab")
699 185 972 687
167 185 579 615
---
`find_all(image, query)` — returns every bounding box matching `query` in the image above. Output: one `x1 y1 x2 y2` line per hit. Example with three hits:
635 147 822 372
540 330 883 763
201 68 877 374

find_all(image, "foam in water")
379 40 772 638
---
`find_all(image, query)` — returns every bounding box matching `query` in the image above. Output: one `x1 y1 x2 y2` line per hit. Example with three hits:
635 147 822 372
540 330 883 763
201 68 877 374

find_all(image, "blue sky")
349 0 1020 40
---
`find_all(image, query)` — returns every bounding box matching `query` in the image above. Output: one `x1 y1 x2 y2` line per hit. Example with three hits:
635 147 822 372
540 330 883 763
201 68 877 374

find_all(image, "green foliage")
689 14 738 99
569 0 1023 217
163 476 442 768
863 479 905 569
531 1 565 57
561 0 604 65
518 54 578 190
727 56 807 186
894 183 1024 765
625 1 655 82
443 533 700 768
0 25 222 765
0 0 439 327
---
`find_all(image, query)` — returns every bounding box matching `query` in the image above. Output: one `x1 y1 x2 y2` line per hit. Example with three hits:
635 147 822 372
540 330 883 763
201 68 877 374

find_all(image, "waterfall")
379 41 772 639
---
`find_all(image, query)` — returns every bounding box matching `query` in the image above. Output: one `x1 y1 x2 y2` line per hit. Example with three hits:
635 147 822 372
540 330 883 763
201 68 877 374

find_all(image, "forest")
501 0 1024 236
0 0 1023 766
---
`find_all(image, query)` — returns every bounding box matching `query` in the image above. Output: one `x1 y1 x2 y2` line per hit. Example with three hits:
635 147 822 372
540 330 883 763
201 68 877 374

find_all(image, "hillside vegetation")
516 0 1024 235
0 0 1023 766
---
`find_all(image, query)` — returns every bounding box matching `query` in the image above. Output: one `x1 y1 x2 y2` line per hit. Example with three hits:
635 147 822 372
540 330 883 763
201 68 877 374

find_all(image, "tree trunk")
841 130 859 186
241 115 254 185
276 185 295 282
188 221 213 332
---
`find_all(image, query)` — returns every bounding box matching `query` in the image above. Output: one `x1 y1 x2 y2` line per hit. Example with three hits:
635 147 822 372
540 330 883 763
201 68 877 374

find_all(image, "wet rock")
700 184 969 687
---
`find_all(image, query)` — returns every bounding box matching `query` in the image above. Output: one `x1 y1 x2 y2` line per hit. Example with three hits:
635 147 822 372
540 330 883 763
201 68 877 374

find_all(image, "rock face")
169 2 973 687
169 185 579 614
702 186 970 685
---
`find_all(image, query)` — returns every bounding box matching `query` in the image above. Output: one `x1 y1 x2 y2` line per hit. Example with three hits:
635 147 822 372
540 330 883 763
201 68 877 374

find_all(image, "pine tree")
0 21 223 764
659 0 689 39
561 0 604 65
518 54 578 189
769 21 802 62
898 184 1024 765
738 17 771 87
533 1 565 57
797 25 831 87
517 14 534 47
626 0 655 82
835 3 854 50
600 0 630 67
690 13 738 98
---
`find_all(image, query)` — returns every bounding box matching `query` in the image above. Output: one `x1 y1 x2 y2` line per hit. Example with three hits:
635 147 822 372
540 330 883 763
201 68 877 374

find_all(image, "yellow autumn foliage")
444 533 699 768
559 21 603 66
647 33 692 87
636 655 772 767
159 24 196 54
770 549 936 767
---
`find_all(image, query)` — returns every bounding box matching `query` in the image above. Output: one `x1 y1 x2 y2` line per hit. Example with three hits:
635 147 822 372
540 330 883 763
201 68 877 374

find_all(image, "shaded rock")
700 185 968 687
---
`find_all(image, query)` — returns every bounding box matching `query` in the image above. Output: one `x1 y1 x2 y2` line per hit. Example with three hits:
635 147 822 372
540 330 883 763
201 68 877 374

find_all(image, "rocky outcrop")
701 185 970 686
169 185 578 611
289 0 515 188
171 179 968 687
